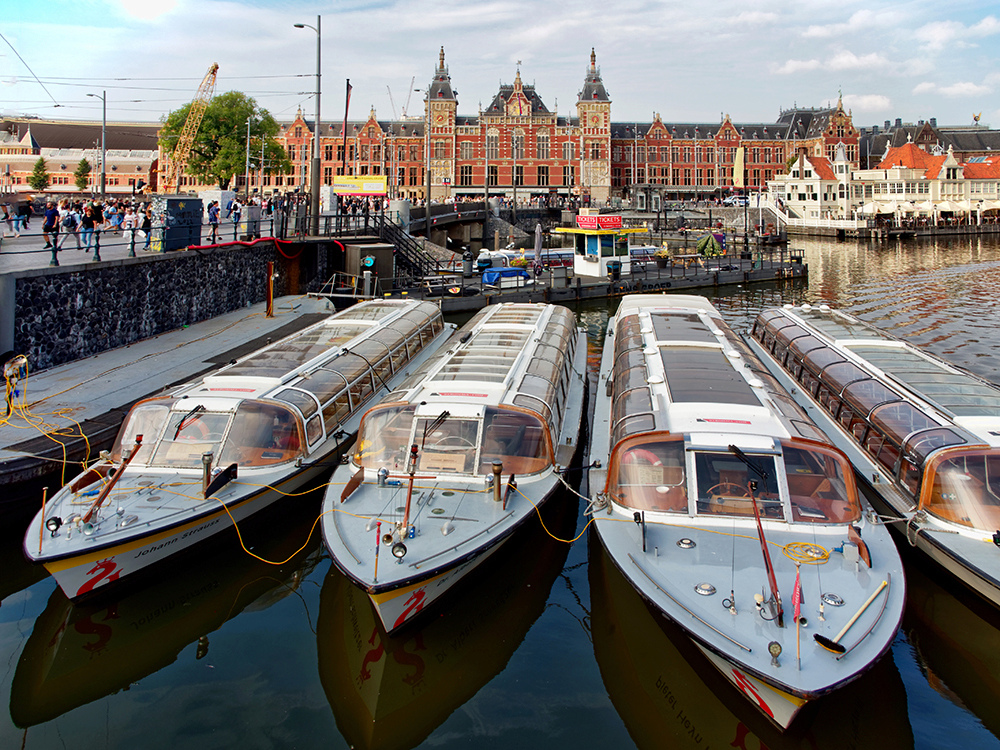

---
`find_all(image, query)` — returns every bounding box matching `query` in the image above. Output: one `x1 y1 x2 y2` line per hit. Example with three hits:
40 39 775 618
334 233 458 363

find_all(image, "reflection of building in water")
588 543 913 750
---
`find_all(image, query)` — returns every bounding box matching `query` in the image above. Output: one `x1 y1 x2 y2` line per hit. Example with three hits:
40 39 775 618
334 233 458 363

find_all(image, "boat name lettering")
434 392 488 398
180 517 222 540
134 537 179 558
675 708 703 745
696 418 753 425
654 674 678 708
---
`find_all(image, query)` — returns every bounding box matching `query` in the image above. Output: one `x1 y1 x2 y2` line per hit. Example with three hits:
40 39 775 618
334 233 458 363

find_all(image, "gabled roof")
806 155 837 181
960 158 1000 179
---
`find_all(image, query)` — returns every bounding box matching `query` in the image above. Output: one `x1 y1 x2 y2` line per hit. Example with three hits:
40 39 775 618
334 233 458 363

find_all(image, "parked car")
723 195 749 207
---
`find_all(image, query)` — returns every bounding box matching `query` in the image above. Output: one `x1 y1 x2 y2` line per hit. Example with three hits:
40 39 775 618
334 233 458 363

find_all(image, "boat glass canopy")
608 434 859 523
354 404 552 476
922 448 1000 530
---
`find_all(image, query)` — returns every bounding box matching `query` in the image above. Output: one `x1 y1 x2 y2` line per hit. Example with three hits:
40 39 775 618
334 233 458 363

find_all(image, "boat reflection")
589 536 913 749
904 553 1000 740
317 489 578 750
10 500 325 728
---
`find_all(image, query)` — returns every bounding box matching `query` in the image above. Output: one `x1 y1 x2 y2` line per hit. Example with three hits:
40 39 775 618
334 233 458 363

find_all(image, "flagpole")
342 79 351 178
795 560 801 670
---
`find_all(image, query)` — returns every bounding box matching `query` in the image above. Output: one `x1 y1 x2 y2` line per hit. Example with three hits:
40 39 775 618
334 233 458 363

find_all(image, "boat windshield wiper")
421 410 451 448
728 444 769 484
174 404 206 439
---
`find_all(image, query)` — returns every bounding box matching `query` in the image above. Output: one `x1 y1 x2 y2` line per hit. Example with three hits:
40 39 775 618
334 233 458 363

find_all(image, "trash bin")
463 250 475 278
607 259 622 281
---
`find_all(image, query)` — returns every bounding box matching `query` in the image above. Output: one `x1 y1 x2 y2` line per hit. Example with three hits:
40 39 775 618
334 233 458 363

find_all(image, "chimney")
895 118 902 128
929 118 937 128
884 120 891 130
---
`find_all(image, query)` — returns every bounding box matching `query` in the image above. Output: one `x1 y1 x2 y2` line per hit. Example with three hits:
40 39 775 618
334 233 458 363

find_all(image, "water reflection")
589 536 913 749
10 501 325 728
317 490 578 750
903 553 1000 742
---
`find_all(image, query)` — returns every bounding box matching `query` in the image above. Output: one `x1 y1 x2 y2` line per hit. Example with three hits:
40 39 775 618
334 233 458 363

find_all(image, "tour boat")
23 299 453 599
588 294 904 729
322 302 587 633
748 303 1000 608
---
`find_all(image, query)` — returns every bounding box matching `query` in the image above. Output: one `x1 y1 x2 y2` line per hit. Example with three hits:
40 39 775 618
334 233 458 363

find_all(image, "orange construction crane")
161 63 219 193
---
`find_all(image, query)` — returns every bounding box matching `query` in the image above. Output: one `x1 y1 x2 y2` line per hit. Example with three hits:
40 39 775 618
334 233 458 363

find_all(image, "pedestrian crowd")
1 196 156 253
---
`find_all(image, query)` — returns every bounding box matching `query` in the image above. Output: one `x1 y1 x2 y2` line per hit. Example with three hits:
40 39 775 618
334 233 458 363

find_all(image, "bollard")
49 242 59 267
128 228 137 257
92 230 102 262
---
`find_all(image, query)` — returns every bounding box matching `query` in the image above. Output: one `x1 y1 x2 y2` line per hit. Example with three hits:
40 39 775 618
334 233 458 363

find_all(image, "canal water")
4 234 1000 749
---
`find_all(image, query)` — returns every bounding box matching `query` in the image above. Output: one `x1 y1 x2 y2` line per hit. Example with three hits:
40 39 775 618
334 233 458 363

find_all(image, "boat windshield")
149 408 234 468
780 441 859 523
111 400 171 464
921 448 1000 530
610 435 688 513
217 401 304 467
354 404 551 476
694 450 784 520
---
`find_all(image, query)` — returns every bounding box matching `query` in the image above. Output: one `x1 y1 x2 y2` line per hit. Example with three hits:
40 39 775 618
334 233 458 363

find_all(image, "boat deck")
1 295 335 507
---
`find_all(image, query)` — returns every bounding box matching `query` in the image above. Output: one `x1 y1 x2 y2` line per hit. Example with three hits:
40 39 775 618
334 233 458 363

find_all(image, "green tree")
74 158 92 192
159 91 292 190
27 157 50 192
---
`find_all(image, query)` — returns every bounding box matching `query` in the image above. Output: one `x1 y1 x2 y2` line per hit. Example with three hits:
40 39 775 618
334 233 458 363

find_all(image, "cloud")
912 80 992 97
803 10 875 38
773 50 889 75
914 15 1000 51
773 59 822 75
114 0 178 21
842 94 891 112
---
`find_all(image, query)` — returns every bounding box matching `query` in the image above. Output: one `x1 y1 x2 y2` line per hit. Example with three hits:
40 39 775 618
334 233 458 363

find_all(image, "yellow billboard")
332 176 387 195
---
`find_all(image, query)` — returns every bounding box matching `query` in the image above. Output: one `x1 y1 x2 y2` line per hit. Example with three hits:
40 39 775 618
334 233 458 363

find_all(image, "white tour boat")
24 299 453 599
748 303 1000 608
588 294 904 729
322 302 587 633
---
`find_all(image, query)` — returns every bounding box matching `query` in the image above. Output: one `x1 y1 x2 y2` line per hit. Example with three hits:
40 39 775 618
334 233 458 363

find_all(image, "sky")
3 0 999 131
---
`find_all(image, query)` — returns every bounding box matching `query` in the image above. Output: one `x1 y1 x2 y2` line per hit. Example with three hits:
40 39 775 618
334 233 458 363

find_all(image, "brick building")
260 49 863 208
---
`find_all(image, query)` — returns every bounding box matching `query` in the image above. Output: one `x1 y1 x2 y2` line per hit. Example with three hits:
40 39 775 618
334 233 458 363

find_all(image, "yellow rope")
512 484 595 544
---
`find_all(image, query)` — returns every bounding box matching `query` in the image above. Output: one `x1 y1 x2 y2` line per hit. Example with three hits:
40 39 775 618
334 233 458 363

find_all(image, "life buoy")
624 448 662 466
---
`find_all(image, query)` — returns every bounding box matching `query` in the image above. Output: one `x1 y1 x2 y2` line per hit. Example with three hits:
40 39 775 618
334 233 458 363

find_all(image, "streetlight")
294 15 321 236
87 90 106 198
244 115 252 197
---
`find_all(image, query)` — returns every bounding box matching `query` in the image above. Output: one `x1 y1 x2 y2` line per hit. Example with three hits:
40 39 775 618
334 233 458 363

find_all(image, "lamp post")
244 116 252 198
294 15 321 236
87 90 106 199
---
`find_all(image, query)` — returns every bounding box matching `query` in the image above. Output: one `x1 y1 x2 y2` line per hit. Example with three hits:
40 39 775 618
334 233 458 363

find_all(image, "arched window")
537 131 550 160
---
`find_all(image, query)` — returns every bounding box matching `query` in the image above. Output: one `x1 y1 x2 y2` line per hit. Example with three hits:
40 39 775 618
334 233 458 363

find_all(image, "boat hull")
28 461 331 599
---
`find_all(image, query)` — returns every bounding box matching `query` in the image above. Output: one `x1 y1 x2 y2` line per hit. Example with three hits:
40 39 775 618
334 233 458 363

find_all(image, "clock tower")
576 48 612 203
425 46 458 201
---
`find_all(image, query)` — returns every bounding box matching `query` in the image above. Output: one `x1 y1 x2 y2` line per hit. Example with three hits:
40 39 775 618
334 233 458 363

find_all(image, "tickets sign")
575 214 622 230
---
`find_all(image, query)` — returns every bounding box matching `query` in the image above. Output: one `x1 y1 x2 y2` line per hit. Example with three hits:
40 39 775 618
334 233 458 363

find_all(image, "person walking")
207 200 220 243
41 201 60 249
140 205 153 249
58 200 82 250
80 205 96 252
230 196 242 239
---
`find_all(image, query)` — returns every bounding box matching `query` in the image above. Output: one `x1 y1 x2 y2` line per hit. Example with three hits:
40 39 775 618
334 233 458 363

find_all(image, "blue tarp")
482 267 530 285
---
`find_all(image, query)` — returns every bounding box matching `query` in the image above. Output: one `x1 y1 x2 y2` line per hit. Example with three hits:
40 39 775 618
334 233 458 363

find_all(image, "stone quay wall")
5 240 328 372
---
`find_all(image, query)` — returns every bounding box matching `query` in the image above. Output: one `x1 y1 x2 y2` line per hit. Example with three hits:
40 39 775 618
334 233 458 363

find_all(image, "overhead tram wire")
0 31 61 108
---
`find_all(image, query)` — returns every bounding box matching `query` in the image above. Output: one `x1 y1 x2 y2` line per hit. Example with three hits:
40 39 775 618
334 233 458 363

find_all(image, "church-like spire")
579 48 609 102
429 46 456 101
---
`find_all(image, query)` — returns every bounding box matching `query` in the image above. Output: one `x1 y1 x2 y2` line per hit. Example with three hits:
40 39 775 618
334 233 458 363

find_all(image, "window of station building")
538 166 549 186
460 141 473 160
459 165 473 186
433 141 445 159
410 167 419 185
705 147 714 162
410 145 421 161
537 132 550 160
372 145 381 161
513 133 525 160
323 167 332 185
488 133 499 160
563 166 574 186
590 141 601 160
563 141 574 161
324 145 333 161
488 165 498 186
514 165 524 186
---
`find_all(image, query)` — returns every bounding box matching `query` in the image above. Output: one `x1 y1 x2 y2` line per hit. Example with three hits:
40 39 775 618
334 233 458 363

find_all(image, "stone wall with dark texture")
13 241 299 372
